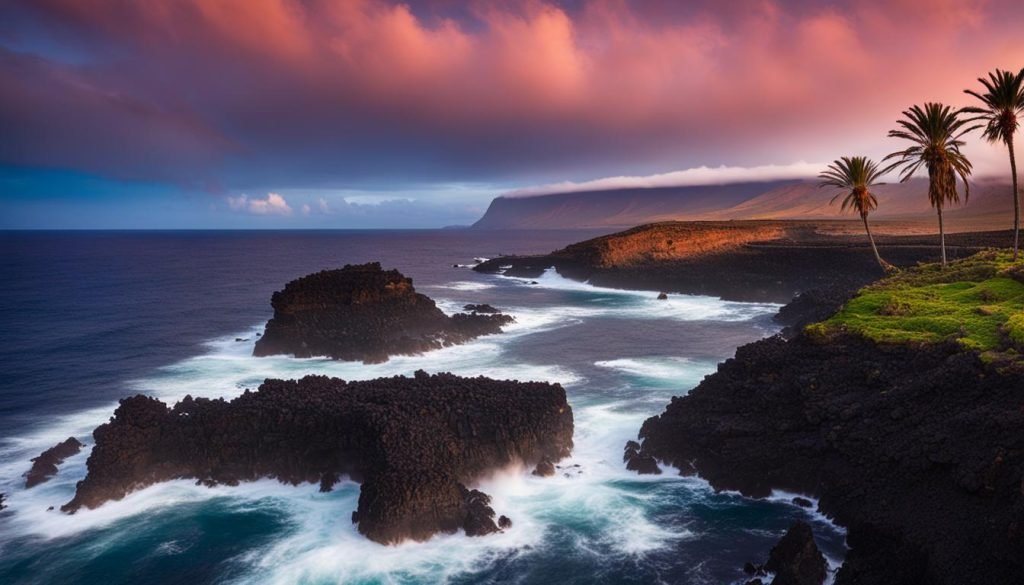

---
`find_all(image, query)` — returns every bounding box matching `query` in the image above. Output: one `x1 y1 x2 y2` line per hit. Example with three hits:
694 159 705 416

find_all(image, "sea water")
0 230 846 584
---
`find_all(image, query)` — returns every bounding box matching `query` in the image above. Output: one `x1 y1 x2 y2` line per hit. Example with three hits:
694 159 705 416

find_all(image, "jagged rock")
463 304 501 314
765 521 827 585
498 515 512 529
792 497 813 508
0 493 6 511
25 437 84 488
657 292 668 300
63 372 573 545
774 285 856 338
634 333 1024 584
253 263 513 363
623 440 661 475
532 458 555 477
460 486 500 537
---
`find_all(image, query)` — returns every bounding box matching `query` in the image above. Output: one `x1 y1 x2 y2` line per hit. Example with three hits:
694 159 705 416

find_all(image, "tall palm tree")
963 68 1024 260
819 156 894 272
885 103 980 266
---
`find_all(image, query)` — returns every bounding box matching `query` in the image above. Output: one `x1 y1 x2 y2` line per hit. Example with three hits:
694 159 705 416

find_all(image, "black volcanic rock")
253 263 513 363
773 285 856 338
623 440 661 474
63 372 573 545
764 521 827 585
25 437 83 488
475 222 1013 303
632 333 1024 584
0 493 6 511
463 303 501 314
532 458 555 477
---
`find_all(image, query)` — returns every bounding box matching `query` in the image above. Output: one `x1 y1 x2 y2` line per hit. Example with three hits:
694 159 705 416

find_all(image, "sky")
1 0 1023 229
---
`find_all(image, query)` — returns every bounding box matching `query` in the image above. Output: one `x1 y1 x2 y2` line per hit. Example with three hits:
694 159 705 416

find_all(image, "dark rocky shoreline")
630 333 1024 584
254 263 513 363
64 372 574 544
475 222 1013 303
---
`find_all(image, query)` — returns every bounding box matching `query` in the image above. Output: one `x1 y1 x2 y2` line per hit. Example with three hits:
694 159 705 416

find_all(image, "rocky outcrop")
623 440 660 475
25 437 84 488
475 222 1012 303
772 285 857 338
0 493 6 511
764 521 827 585
631 333 1024 584
253 263 513 363
63 372 573 545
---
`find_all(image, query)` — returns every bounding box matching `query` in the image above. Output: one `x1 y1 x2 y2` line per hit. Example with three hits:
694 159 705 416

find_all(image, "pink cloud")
228 192 293 215
3 0 1023 187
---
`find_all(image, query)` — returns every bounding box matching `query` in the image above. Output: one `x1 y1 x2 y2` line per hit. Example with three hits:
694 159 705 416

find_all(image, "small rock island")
63 372 574 544
25 437 84 488
254 263 513 363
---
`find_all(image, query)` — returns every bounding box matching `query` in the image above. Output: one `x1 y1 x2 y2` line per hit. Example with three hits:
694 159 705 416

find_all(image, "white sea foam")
427 281 496 292
0 270 841 583
594 356 716 391
502 269 781 323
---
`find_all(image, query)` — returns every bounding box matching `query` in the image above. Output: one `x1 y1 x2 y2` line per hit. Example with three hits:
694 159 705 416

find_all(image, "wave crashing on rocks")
62 371 574 545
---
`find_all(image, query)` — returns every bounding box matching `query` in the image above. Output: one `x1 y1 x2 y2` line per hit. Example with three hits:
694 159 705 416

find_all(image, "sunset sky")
2 0 1023 228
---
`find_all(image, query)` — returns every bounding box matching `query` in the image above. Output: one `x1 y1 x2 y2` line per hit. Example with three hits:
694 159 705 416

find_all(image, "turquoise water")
0 231 845 584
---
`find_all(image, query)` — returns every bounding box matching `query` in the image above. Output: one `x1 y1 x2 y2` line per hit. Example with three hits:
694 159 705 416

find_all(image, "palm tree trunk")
938 205 947 267
862 212 886 270
1009 138 1019 260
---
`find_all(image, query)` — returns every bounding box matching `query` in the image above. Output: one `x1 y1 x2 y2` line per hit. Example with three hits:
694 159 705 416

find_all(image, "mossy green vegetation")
807 251 1024 355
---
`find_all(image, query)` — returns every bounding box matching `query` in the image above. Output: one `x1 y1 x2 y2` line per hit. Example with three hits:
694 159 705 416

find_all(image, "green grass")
807 250 1024 354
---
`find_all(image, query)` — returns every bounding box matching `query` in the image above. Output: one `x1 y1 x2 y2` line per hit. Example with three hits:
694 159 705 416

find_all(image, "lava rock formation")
630 333 1024 584
63 372 573 545
25 437 84 488
253 263 512 363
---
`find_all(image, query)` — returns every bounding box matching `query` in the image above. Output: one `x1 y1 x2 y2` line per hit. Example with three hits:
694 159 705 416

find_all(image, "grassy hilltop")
808 250 1024 356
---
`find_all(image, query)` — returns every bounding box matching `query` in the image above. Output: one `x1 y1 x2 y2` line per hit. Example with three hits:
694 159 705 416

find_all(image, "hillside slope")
473 178 1013 232
471 181 798 229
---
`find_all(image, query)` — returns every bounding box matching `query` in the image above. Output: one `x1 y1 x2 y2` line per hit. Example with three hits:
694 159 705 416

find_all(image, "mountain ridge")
472 178 1014 232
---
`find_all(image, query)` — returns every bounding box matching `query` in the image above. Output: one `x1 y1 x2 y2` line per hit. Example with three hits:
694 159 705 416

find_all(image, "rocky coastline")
63 372 573 544
474 221 1012 303
254 263 513 363
629 332 1024 584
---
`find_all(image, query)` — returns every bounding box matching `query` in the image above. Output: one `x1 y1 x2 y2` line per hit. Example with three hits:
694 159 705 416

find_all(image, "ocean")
0 230 845 585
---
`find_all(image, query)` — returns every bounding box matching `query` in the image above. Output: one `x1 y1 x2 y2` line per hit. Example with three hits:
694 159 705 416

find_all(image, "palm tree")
963 68 1024 260
819 156 894 272
885 103 980 266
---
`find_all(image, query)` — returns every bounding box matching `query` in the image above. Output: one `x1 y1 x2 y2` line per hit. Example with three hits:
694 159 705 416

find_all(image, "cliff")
471 178 1012 231
472 182 790 229
63 372 574 545
629 254 1024 584
475 221 1014 303
253 262 512 363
